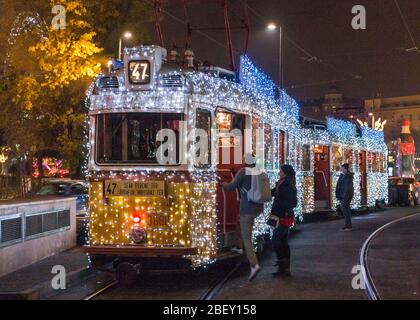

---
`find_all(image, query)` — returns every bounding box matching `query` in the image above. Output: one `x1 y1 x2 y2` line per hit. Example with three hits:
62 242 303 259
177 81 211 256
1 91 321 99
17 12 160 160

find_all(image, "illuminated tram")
83 45 388 279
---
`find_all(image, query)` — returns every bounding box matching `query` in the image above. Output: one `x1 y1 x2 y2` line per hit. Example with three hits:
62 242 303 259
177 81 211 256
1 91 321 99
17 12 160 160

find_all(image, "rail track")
84 259 243 301
360 212 420 300
84 280 120 300
199 261 242 300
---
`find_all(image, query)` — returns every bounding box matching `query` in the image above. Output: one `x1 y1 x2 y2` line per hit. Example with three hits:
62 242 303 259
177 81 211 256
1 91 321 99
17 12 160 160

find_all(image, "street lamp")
118 32 133 60
267 23 283 89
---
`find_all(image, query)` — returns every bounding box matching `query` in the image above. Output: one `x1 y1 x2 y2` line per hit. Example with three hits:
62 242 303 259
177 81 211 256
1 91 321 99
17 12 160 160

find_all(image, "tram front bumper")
83 245 198 258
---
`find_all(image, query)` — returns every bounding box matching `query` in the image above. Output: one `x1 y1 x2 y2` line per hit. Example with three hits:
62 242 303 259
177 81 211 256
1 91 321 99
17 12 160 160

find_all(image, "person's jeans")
340 200 353 228
239 214 259 267
272 225 290 261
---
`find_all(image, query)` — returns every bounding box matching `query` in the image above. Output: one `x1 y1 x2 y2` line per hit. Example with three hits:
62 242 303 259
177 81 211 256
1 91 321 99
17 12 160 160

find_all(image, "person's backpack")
246 171 272 204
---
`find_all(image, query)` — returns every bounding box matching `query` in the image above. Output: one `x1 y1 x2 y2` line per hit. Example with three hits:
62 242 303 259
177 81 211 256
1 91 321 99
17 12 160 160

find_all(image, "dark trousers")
340 200 353 228
272 225 290 260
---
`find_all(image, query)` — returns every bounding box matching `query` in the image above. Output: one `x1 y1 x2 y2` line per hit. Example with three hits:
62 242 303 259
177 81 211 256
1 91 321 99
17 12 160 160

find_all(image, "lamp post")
369 113 375 129
267 23 283 89
0 150 8 176
118 32 133 60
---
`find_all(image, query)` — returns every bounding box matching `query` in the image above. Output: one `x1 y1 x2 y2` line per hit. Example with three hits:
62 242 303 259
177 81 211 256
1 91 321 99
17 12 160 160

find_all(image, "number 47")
133 63 149 81
107 183 117 195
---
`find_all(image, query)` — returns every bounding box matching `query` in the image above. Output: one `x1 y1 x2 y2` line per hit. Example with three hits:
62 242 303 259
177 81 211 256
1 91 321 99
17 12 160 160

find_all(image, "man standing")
222 154 264 281
336 163 354 231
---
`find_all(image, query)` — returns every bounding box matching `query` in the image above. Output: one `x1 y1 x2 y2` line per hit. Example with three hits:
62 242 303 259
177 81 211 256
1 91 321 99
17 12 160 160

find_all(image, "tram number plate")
105 181 165 197
147 213 170 228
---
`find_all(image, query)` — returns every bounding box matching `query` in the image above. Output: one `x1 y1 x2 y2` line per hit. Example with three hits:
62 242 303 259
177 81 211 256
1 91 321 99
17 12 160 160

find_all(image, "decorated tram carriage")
83 45 388 277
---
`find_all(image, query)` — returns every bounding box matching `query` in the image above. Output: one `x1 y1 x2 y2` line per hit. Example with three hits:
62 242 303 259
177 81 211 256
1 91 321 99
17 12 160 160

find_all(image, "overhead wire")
240 0 363 88
393 0 418 51
146 0 240 55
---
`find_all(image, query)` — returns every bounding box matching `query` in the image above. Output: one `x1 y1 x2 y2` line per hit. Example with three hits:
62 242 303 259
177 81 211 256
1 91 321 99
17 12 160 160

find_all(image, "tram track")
83 259 243 300
360 212 420 300
84 280 120 300
200 261 243 300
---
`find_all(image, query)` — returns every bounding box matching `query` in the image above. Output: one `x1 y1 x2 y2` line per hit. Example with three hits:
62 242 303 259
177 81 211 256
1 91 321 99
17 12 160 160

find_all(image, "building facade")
300 86 364 121
364 95 420 176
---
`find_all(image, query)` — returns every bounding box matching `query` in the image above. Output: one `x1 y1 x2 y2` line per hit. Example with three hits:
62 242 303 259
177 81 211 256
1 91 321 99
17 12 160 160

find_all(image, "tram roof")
88 61 301 131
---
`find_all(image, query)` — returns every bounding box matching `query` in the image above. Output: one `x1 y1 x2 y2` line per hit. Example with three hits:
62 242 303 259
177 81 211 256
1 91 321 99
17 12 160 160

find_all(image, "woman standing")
270 165 297 277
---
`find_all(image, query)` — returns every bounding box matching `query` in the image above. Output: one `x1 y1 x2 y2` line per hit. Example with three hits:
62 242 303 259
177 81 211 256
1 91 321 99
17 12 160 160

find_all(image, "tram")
83 45 388 278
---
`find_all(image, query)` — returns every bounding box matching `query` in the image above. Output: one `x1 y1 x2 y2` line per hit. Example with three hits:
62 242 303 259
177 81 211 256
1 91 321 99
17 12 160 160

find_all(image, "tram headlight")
130 226 147 244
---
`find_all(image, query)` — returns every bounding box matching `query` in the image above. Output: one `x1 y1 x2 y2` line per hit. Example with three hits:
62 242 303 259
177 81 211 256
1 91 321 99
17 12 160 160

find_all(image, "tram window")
372 152 379 172
367 152 374 172
332 145 343 172
97 113 183 164
232 115 245 131
302 145 311 172
287 135 296 166
264 124 273 170
284 133 289 164
97 114 123 163
216 112 231 131
379 153 386 173
195 108 212 168
252 117 261 156
127 113 182 163
278 131 285 166
344 149 354 167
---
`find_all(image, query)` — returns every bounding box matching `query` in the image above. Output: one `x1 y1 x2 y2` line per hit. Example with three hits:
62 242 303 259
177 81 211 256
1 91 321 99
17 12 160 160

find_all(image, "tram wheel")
116 262 141 286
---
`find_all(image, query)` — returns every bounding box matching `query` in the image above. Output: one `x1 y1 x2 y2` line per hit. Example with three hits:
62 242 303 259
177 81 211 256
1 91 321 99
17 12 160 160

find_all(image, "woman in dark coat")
270 165 297 277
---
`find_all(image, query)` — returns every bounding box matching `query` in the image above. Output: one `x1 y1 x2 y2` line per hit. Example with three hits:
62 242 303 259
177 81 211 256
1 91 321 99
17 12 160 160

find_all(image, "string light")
85 48 388 267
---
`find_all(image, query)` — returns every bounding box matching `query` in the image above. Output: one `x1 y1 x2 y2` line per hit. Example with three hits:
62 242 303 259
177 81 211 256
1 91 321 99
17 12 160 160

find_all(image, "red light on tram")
133 215 141 224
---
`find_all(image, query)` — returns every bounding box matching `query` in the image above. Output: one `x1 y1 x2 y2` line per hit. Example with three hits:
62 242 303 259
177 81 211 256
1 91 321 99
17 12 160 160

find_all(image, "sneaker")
230 247 244 254
340 227 353 232
248 264 261 281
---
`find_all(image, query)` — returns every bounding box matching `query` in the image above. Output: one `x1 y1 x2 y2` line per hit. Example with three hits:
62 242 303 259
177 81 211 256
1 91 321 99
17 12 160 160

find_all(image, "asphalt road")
366 213 420 300
216 207 420 300
49 206 420 300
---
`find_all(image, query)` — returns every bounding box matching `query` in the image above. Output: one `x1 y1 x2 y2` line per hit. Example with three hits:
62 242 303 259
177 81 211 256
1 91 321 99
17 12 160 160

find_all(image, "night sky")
155 0 420 101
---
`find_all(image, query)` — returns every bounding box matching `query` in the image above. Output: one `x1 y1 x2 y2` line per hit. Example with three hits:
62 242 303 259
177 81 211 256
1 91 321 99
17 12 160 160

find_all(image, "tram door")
314 145 331 209
359 151 368 206
216 112 245 246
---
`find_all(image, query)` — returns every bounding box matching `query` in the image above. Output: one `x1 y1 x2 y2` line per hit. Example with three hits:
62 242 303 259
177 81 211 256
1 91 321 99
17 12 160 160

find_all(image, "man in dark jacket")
336 163 354 231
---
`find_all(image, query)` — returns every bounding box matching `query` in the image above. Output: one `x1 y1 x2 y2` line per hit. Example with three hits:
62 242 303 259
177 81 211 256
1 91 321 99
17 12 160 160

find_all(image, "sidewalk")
0 247 91 300
216 206 420 300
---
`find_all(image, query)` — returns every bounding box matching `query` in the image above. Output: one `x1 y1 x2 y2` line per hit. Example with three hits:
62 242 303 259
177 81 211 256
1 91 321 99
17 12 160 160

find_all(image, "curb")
0 266 95 300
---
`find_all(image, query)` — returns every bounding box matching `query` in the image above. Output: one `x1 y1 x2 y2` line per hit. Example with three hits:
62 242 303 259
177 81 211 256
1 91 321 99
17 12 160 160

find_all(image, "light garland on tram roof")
326 117 357 142
239 55 277 104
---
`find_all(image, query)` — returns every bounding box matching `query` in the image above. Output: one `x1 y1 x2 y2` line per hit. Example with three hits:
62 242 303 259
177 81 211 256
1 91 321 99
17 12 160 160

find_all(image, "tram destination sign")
105 181 165 197
128 60 151 85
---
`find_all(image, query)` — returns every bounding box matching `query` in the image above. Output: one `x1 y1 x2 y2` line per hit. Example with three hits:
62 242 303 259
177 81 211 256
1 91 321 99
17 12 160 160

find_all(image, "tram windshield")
96 113 183 165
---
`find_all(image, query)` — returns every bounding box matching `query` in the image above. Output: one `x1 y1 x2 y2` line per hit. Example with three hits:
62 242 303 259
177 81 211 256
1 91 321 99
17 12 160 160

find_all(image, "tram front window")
97 113 183 164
